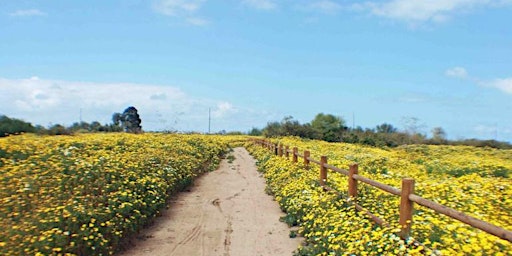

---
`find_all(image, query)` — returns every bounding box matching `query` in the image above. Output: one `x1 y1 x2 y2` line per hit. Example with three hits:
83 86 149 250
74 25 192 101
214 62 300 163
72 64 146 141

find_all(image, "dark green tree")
376 123 397 134
310 113 346 142
112 113 122 126
262 121 282 137
248 127 263 136
121 106 142 133
0 115 35 137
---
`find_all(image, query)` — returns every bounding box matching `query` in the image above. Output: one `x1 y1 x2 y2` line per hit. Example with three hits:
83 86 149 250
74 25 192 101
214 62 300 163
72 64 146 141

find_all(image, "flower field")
0 133 232 255
247 137 512 255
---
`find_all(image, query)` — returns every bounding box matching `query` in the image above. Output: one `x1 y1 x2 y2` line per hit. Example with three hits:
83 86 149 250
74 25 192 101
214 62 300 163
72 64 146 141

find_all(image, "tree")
112 113 122 126
0 115 35 136
310 113 346 142
401 116 425 135
111 107 142 133
248 127 263 136
47 124 71 135
431 127 447 143
262 116 316 138
376 123 397 134
90 121 102 132
280 116 315 138
120 106 142 133
262 121 281 137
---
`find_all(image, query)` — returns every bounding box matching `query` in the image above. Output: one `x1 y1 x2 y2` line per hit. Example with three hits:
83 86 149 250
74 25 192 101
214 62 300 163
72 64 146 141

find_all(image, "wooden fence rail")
252 139 512 243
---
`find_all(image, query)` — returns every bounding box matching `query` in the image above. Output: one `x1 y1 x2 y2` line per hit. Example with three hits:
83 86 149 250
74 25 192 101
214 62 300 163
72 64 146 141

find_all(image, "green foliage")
0 115 35 136
248 127 263 136
262 116 316 139
431 127 447 144
0 133 230 255
376 123 397 134
262 114 512 150
44 124 72 136
121 106 142 133
310 113 346 142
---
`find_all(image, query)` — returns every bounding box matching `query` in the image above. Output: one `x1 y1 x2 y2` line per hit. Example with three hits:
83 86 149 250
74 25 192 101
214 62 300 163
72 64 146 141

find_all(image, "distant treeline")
248 114 512 150
0 106 142 137
2 113 511 150
0 115 123 136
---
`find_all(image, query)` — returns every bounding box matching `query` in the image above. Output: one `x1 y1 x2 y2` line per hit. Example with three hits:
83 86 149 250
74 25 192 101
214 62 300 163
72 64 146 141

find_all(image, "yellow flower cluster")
248 137 511 255
0 133 231 255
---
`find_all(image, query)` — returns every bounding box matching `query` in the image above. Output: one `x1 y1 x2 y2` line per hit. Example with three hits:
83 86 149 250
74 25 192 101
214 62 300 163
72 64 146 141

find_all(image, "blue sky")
1 0 511 141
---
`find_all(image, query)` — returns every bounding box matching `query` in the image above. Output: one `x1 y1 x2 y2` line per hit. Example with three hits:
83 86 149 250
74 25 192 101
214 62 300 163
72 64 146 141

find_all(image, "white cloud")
242 0 277 10
485 78 512 94
445 66 468 79
152 0 209 26
444 66 512 95
0 77 248 132
152 0 205 16
212 102 237 118
354 0 511 25
9 9 46 17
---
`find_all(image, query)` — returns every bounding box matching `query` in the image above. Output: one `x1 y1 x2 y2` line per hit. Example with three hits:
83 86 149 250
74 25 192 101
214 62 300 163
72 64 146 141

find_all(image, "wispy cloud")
9 9 46 17
212 102 238 118
242 0 277 10
0 77 249 132
485 78 512 94
152 0 209 26
308 1 342 14
445 66 468 79
445 66 512 95
152 0 205 16
353 0 512 25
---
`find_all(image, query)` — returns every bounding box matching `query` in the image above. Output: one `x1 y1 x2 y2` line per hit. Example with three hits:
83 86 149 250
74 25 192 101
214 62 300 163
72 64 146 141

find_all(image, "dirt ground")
118 147 302 256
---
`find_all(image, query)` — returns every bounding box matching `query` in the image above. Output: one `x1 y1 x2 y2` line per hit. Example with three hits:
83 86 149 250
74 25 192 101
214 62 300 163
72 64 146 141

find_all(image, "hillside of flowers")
0 133 231 255
247 137 511 255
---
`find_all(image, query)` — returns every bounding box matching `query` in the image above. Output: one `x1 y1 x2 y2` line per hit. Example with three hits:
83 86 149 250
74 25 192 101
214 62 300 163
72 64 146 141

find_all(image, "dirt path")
119 147 302 256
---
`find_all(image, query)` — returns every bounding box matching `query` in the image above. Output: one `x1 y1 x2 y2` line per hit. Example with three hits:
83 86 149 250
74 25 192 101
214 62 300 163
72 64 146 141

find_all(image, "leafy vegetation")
259 114 512 149
0 115 35 137
0 133 231 255
247 137 512 255
112 106 143 133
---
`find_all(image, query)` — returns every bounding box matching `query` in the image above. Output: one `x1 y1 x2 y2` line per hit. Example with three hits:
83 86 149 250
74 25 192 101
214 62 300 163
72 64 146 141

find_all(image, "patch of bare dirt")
118 147 302 256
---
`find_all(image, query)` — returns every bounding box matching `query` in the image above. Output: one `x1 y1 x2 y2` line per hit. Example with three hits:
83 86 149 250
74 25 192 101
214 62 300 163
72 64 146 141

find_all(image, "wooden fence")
252 139 512 243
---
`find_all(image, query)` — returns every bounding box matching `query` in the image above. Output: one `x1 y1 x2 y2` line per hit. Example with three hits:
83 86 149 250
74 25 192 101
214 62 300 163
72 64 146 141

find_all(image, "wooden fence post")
320 156 327 186
285 146 289 158
399 178 415 239
278 144 283 157
274 144 278 155
304 150 310 167
348 164 358 198
292 147 298 163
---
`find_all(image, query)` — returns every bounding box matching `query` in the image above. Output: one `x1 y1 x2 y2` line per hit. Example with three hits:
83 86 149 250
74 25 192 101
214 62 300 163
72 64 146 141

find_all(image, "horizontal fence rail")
252 139 512 244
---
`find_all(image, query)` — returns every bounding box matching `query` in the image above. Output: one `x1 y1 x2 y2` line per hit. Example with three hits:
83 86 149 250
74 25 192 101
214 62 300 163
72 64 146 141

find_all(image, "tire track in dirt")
118 147 302 256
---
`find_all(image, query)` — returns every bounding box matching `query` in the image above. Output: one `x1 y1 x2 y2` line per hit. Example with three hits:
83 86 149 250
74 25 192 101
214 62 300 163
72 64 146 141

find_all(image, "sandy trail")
119 147 302 256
